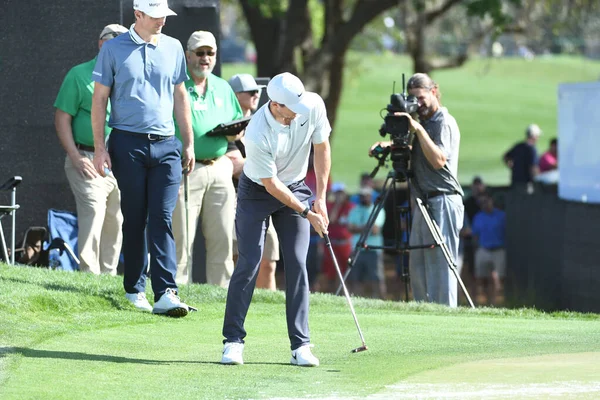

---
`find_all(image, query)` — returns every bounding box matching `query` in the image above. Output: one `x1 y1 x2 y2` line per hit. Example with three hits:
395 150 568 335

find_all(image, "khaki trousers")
172 156 235 287
64 151 123 275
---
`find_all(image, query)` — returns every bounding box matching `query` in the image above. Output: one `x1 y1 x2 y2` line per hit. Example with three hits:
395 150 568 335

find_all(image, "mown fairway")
1 264 599 399
223 54 600 189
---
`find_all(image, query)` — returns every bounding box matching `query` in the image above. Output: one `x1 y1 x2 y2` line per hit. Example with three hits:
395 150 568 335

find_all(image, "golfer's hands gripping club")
308 199 329 238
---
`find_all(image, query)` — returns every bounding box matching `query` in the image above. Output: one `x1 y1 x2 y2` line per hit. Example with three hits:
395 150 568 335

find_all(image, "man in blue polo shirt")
221 72 331 367
91 0 195 317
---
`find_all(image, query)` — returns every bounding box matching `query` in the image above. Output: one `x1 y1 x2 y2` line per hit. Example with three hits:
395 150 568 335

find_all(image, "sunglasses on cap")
244 90 259 96
195 50 216 57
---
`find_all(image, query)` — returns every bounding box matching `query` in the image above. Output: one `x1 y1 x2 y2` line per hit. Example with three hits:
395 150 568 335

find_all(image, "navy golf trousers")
108 130 182 302
223 173 312 350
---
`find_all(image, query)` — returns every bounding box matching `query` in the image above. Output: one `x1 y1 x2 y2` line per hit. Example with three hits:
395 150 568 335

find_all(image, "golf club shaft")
324 234 367 347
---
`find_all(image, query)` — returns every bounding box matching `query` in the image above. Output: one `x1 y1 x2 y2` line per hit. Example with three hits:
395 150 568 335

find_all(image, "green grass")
222 54 600 190
1 264 600 399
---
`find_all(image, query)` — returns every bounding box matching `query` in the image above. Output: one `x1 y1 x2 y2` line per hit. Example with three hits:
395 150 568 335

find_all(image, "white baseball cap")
331 182 346 193
133 0 177 18
187 31 217 51
267 72 315 115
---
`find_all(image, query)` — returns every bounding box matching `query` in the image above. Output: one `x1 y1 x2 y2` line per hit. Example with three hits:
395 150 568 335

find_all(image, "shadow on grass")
0 347 291 366
1 276 123 309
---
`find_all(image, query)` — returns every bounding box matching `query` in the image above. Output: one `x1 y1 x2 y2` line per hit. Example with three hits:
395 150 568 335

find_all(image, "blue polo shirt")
92 25 188 135
472 208 505 249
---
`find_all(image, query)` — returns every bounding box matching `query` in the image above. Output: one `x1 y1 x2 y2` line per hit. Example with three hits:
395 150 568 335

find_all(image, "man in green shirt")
54 24 128 275
173 30 243 287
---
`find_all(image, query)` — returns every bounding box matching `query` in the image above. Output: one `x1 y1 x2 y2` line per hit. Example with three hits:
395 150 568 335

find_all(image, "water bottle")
48 249 61 270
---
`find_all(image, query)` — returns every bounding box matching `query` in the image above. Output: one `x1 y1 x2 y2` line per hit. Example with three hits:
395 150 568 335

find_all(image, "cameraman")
370 73 464 308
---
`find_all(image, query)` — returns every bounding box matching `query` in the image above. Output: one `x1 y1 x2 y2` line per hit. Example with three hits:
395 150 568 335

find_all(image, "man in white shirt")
221 72 331 367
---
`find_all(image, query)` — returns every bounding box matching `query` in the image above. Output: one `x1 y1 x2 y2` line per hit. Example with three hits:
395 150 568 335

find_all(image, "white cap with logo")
187 31 217 51
266 72 316 115
133 0 177 18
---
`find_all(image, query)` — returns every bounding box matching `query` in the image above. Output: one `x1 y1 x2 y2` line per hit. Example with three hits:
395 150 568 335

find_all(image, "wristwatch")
299 206 310 219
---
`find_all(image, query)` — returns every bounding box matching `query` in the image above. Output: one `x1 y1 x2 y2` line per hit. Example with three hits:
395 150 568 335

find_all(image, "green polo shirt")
54 58 111 146
175 73 243 160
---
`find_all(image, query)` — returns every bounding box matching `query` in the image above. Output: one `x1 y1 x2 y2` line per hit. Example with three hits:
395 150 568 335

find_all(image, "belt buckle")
148 134 164 141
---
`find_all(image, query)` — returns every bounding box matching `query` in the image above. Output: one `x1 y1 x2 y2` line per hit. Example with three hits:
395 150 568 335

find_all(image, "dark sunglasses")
195 50 216 57
244 90 259 96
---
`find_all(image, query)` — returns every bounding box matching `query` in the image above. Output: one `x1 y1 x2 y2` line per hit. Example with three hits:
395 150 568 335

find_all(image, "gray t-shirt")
410 107 463 196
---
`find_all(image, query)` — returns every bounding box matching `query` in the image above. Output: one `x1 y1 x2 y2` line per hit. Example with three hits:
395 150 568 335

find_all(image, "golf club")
323 233 368 353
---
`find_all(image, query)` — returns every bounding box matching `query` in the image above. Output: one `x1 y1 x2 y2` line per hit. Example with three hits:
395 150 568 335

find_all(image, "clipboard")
205 116 252 137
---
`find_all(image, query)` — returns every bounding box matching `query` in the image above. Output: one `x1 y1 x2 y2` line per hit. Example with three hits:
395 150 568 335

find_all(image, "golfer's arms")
54 109 79 159
312 140 331 203
261 177 307 214
91 82 110 152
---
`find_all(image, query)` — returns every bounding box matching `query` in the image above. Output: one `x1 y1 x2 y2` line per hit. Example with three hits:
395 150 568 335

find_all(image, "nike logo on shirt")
300 120 308 127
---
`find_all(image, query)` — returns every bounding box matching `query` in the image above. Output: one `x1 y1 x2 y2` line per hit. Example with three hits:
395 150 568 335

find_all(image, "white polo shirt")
243 92 331 186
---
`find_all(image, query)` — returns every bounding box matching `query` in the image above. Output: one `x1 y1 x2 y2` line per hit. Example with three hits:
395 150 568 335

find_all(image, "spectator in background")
318 182 354 293
226 73 279 291
503 124 542 187
539 137 558 173
54 24 127 276
172 30 243 287
463 176 486 223
470 192 506 306
347 187 387 299
349 172 379 205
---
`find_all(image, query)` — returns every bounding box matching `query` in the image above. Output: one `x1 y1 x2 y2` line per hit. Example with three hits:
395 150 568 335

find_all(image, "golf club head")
351 345 368 353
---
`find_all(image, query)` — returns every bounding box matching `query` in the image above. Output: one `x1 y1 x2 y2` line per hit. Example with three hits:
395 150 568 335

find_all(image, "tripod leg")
415 198 475 308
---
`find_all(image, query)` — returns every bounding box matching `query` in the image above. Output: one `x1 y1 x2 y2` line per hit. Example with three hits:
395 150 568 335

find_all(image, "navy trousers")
108 130 182 302
223 173 312 350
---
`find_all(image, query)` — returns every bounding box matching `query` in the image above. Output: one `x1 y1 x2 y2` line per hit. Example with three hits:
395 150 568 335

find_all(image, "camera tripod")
336 167 475 309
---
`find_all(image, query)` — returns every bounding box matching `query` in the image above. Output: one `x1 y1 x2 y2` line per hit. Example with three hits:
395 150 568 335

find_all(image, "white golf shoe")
221 342 244 365
152 288 189 318
125 292 152 312
291 344 319 367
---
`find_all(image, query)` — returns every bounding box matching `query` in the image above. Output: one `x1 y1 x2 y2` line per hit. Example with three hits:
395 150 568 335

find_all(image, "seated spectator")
347 187 386 299
318 182 354 293
470 192 506 306
539 138 558 173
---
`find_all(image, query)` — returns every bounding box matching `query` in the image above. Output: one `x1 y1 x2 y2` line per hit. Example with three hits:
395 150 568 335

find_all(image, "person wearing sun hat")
221 72 331 367
91 0 195 317
53 23 127 276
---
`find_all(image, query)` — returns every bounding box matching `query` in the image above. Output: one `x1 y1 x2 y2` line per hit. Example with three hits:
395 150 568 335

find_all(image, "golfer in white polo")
221 72 331 366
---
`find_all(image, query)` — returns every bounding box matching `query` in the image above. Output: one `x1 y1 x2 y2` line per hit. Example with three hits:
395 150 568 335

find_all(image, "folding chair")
0 176 22 265
45 209 80 271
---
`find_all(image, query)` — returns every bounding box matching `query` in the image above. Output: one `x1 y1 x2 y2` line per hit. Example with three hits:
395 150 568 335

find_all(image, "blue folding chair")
45 209 80 271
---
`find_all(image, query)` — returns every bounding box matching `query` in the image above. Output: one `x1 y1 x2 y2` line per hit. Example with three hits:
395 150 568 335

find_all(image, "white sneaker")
291 344 319 367
152 288 189 318
221 342 244 365
125 292 152 312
